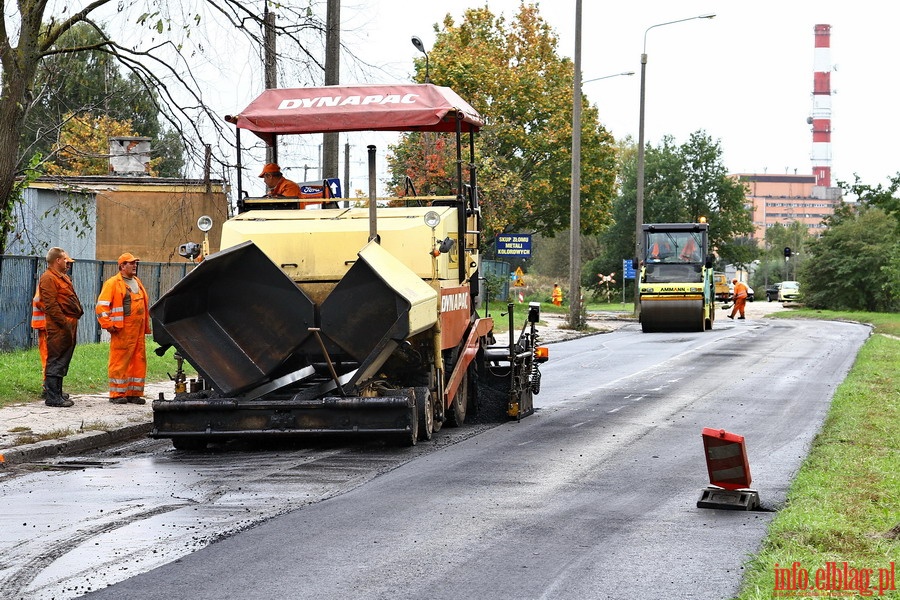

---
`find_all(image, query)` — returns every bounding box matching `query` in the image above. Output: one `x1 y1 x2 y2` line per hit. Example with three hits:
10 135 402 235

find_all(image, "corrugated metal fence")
481 259 511 302
0 256 192 352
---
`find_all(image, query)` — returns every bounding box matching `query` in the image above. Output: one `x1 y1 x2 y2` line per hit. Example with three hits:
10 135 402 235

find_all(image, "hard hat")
259 163 281 177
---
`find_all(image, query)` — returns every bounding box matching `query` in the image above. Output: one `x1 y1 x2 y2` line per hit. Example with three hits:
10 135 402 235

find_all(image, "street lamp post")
411 36 430 83
568 0 583 329
569 68 632 328
634 13 715 317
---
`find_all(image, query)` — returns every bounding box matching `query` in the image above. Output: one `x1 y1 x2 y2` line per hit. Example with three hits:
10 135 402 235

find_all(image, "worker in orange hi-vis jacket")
31 285 50 397
96 252 151 405
32 286 48 370
551 283 563 306
728 279 749 320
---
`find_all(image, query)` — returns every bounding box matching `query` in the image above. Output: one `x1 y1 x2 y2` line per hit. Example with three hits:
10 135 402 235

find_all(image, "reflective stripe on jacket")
32 289 46 330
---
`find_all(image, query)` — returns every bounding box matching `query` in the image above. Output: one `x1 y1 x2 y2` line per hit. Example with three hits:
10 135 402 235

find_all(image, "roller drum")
641 298 704 332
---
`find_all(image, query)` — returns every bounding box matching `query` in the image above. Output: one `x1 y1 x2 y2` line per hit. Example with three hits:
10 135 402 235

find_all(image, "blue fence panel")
0 255 192 352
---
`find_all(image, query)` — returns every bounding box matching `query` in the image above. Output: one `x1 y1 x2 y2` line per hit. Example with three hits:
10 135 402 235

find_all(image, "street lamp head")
643 13 717 51
583 71 635 84
411 35 430 83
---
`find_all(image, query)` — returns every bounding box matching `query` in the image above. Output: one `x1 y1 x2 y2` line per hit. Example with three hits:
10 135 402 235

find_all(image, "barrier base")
696 486 760 511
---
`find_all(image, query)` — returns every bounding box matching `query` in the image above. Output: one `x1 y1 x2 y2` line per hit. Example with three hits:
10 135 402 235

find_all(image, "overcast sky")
328 0 897 191
154 0 897 194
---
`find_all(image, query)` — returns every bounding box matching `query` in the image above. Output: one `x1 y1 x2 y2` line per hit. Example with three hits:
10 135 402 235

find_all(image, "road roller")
639 222 715 333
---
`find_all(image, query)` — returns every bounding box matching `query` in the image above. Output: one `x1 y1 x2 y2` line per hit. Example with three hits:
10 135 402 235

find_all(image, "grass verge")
734 309 899 599
488 300 634 334
0 342 195 409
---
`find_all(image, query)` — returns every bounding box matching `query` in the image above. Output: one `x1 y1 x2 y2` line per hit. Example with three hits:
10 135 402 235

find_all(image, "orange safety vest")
32 287 48 375
31 288 46 330
96 273 151 399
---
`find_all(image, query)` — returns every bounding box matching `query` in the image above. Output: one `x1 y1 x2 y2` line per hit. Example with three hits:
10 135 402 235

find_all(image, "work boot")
127 396 147 405
41 385 69 401
109 397 129 404
727 314 734 320
44 376 74 408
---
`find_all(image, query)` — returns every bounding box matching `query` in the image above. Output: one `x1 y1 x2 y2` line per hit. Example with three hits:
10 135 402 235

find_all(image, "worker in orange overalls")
96 252 151 404
551 283 563 306
728 279 749 320
39 247 83 407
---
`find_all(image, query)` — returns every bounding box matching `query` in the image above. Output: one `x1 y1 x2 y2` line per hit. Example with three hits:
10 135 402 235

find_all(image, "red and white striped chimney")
810 24 832 187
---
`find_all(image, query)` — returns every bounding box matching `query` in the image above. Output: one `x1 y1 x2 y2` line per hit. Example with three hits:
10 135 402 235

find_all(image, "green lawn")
488 299 634 334
0 342 193 407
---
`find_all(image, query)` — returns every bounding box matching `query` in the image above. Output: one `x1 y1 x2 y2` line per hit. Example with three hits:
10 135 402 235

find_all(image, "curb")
0 422 152 466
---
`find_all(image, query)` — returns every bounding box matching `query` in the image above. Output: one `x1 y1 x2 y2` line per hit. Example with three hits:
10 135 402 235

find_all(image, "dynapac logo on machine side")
441 290 469 313
278 94 420 110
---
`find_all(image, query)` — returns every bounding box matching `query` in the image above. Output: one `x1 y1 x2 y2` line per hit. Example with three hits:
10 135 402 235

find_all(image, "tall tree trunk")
0 61 30 256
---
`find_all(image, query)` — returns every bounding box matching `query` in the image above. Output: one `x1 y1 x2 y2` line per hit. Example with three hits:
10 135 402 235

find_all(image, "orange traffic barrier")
701 427 751 489
697 428 760 510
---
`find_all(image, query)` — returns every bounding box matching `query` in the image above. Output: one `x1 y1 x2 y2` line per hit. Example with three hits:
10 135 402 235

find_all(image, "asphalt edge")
0 422 152 466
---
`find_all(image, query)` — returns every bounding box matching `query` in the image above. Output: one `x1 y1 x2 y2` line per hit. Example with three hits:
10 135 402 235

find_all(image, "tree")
840 173 900 230
46 113 138 176
0 2 327 256
598 131 753 270
25 22 187 178
799 203 897 312
797 174 900 312
23 24 161 160
387 4 618 242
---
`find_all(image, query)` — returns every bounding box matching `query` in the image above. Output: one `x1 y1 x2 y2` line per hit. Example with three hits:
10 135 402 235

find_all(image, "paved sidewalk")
0 381 175 465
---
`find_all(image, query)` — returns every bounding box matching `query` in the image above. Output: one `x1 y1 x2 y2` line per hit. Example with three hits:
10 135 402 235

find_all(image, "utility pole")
322 0 340 182
344 141 350 207
567 0 583 329
263 4 277 165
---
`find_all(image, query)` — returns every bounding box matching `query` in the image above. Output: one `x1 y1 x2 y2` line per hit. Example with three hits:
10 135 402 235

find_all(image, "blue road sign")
496 234 532 257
